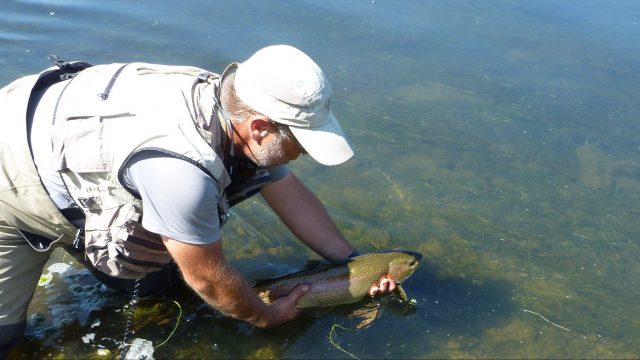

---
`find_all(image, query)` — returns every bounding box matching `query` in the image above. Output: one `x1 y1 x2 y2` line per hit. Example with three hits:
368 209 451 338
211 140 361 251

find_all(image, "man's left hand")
369 277 397 297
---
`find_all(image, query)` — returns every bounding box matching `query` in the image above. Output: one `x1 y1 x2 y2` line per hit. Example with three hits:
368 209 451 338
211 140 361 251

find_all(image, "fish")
253 250 422 308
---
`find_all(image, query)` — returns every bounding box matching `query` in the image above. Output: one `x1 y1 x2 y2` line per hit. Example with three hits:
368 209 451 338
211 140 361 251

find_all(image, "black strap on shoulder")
24 55 94 244
31 55 94 94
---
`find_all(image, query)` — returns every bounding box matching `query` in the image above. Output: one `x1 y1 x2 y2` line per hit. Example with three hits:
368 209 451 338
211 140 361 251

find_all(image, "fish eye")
409 260 416 267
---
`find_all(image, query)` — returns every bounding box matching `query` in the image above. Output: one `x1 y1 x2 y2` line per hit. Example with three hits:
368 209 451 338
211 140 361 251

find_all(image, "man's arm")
261 172 395 296
261 172 354 261
162 236 308 328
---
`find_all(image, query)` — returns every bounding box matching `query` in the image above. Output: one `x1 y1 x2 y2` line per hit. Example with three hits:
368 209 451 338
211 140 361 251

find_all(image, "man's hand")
163 237 308 329
255 284 309 328
369 277 397 297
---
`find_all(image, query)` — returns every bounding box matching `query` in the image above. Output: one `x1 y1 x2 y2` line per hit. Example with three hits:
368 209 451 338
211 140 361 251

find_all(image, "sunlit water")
1 0 639 358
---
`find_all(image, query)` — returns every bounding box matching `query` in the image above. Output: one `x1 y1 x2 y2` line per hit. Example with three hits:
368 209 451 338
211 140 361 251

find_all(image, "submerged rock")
124 338 155 360
82 333 96 344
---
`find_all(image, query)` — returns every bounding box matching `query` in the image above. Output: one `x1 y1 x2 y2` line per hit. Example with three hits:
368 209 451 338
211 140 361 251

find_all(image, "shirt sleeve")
121 152 221 245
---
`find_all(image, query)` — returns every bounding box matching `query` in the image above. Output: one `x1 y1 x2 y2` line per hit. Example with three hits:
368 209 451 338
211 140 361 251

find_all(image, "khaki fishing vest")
57 63 232 278
0 68 80 249
1 61 232 278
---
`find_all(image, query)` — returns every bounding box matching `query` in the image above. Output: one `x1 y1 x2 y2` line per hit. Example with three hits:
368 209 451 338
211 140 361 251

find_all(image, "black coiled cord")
120 279 141 359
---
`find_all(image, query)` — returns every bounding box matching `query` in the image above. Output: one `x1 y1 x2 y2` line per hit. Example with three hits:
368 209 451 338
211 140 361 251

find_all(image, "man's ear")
249 117 273 143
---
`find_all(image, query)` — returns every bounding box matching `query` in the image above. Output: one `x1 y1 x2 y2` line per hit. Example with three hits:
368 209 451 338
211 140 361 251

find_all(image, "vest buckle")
48 54 68 68
78 196 102 213
197 71 213 82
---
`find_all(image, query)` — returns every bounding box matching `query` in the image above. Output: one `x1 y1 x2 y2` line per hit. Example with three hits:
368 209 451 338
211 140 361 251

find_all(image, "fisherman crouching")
0 45 396 357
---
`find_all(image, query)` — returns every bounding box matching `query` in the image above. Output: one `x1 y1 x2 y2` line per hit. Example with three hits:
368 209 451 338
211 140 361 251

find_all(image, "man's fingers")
380 278 390 292
380 278 397 292
263 284 309 327
369 277 397 297
287 284 310 305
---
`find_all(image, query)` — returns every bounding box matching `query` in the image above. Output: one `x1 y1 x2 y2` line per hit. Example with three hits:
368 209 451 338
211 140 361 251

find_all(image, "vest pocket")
52 115 112 172
84 203 172 279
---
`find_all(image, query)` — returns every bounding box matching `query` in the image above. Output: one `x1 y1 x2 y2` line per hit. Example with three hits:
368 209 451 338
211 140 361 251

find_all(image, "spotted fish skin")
253 251 422 308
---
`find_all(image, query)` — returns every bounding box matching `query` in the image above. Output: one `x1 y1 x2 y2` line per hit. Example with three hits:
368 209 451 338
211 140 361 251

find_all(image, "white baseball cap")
234 45 354 166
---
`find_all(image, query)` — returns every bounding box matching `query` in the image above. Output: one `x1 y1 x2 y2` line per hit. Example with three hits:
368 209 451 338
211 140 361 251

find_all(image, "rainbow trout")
254 251 422 308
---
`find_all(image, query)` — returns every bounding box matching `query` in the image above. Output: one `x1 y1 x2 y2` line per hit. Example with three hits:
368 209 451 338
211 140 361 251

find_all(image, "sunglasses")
273 122 308 155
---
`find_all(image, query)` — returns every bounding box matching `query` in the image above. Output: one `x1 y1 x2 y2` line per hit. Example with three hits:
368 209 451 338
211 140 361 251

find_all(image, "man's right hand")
163 236 308 329
255 284 309 328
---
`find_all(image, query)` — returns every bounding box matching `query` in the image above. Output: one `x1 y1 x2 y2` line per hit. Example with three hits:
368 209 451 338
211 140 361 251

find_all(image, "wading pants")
0 219 181 358
0 218 54 359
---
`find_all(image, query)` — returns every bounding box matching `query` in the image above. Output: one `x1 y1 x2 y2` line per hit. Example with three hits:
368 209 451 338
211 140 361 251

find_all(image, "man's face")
252 126 305 168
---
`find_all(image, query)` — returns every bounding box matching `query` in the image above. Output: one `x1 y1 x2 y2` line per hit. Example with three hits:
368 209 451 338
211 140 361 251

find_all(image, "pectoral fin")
347 302 382 330
396 284 408 302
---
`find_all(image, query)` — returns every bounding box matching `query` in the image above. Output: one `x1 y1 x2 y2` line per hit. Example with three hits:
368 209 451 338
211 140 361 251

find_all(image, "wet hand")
256 284 309 328
369 277 397 297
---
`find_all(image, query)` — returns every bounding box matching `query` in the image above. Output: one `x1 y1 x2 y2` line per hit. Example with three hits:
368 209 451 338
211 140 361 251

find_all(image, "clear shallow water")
1 0 639 358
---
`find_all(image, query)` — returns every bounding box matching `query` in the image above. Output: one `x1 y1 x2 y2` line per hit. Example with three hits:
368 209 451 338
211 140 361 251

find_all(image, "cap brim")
288 112 354 166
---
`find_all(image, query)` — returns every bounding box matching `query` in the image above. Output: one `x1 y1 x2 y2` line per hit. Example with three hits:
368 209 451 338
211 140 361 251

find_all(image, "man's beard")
253 131 289 168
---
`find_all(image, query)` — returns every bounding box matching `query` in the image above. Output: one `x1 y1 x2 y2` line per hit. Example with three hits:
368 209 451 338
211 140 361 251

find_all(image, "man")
0 45 395 356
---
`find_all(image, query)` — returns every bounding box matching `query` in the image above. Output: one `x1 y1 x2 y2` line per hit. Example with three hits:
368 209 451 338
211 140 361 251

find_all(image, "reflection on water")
2 0 640 358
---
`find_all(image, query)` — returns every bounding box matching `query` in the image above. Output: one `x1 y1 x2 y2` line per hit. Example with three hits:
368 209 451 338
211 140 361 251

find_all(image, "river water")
1 0 639 358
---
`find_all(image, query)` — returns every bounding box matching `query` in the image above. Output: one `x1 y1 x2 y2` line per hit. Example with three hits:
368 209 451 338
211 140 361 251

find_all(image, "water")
2 0 639 358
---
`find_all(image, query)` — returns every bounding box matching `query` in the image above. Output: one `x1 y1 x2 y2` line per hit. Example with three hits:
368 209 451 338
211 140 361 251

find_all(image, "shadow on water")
269 261 518 360
410 262 516 335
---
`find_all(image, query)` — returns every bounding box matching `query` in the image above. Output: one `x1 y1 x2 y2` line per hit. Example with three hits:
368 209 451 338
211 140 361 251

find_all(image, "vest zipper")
98 63 129 100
